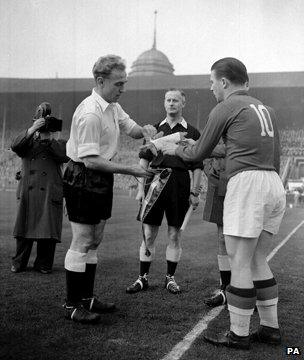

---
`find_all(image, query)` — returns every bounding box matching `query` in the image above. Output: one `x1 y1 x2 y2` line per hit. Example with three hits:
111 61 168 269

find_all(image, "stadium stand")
0 129 303 192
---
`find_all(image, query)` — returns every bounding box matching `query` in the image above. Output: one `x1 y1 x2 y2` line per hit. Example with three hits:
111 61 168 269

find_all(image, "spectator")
11 113 68 274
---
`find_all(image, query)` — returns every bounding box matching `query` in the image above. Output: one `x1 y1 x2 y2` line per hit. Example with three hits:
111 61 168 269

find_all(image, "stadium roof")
128 11 175 77
0 71 304 93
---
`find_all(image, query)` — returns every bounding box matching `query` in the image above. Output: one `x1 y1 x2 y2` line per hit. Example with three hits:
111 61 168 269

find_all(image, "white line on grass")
266 219 304 261
161 306 224 360
161 220 304 360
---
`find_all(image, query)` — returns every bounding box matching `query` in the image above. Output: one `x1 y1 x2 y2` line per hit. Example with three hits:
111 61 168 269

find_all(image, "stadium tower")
129 10 174 77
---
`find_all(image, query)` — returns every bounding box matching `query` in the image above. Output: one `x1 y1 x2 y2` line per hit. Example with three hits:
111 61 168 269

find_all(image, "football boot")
63 303 101 324
126 274 149 294
250 325 281 345
204 290 226 307
203 330 250 350
164 275 181 294
82 296 116 313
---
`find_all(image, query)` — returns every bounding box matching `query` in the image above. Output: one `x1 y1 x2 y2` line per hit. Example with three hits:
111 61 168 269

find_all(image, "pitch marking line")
161 219 304 360
266 219 304 262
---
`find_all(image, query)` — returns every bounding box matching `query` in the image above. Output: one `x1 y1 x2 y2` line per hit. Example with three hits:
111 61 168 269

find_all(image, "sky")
0 0 304 78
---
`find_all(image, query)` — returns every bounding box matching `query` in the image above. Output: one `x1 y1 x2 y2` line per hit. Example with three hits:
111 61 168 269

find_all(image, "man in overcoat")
11 115 69 274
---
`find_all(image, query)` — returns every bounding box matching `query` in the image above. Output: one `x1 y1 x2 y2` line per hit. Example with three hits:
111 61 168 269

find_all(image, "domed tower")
129 11 175 77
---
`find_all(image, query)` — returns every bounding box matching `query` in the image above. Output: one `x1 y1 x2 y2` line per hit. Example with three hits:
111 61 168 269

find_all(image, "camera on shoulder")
33 102 62 132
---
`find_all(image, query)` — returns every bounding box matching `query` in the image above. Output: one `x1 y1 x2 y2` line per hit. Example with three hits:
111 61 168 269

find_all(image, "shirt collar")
92 88 111 111
160 117 188 129
226 89 249 100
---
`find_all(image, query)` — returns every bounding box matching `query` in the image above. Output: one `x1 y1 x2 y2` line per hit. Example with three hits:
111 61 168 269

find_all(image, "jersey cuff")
78 143 100 158
124 121 137 135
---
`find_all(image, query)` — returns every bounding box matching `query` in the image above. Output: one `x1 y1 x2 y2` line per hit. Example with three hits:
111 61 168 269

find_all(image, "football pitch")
1 190 304 360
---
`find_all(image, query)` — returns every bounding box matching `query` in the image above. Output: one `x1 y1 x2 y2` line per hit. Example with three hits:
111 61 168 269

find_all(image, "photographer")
11 103 69 274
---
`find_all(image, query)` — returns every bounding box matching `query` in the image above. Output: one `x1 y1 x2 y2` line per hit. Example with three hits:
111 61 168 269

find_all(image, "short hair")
211 57 249 85
165 88 186 101
92 55 126 81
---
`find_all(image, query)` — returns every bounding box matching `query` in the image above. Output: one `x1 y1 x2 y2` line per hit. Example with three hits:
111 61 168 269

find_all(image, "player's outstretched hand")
162 143 178 156
128 164 156 178
140 142 158 157
152 131 164 140
179 138 196 146
142 125 157 140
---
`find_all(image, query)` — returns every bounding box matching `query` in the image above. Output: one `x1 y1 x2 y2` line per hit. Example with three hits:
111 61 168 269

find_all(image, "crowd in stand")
0 128 303 191
280 128 304 156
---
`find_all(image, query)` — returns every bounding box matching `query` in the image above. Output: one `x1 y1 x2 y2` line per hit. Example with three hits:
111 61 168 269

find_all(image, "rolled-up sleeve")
116 103 137 135
77 113 101 158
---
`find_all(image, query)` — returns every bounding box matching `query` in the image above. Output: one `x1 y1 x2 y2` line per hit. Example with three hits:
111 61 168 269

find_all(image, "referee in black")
126 89 203 295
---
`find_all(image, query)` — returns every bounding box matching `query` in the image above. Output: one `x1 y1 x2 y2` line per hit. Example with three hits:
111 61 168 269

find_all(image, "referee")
126 89 203 295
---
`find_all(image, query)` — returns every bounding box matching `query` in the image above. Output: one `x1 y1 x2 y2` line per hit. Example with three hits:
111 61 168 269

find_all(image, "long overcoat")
11 131 69 241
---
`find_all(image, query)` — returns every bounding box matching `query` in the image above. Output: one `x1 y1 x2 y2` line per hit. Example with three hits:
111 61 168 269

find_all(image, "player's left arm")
129 124 158 140
163 105 227 162
115 103 157 139
189 168 202 210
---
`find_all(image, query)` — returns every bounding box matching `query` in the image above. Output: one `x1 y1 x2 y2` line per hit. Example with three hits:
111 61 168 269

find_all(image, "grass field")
1 189 304 360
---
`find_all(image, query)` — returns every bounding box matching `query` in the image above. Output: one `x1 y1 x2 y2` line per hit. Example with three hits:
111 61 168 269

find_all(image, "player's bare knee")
144 236 156 248
168 227 180 244
143 224 158 244
70 222 95 253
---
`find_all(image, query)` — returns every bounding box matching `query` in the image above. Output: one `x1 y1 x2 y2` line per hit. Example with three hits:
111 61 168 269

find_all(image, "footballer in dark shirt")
162 58 286 349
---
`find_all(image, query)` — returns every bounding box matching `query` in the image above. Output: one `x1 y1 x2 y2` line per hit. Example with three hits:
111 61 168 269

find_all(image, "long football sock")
166 261 178 276
139 242 155 276
166 246 182 276
83 250 98 299
254 278 279 328
65 249 87 305
226 285 256 337
140 261 151 277
218 255 231 290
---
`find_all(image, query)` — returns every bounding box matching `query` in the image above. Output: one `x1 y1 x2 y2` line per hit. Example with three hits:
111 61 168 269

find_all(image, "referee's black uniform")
139 120 202 228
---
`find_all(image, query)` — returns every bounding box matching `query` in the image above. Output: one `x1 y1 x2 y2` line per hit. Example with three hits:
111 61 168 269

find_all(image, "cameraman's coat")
11 131 69 241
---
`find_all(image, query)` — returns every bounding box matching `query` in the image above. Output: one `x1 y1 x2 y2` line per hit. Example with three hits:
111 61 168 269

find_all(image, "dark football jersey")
176 90 281 179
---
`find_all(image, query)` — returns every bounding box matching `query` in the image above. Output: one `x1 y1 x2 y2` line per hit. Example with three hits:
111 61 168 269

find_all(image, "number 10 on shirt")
250 104 274 137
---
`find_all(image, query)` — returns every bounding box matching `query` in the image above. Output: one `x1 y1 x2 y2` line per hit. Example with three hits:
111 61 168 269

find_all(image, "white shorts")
223 170 286 238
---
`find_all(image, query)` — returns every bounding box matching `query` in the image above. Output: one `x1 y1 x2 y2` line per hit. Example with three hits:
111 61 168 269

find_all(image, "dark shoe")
63 303 101 324
82 297 116 313
203 330 250 350
34 267 52 274
164 275 181 294
250 325 281 345
11 265 26 273
204 290 226 307
126 275 149 294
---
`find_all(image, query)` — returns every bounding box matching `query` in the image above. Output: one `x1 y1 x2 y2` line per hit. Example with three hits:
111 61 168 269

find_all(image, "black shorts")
143 169 190 228
203 182 224 226
63 161 113 225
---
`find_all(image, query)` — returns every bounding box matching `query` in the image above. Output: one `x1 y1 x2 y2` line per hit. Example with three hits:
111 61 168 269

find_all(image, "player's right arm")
77 114 153 178
83 155 153 178
174 105 227 163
